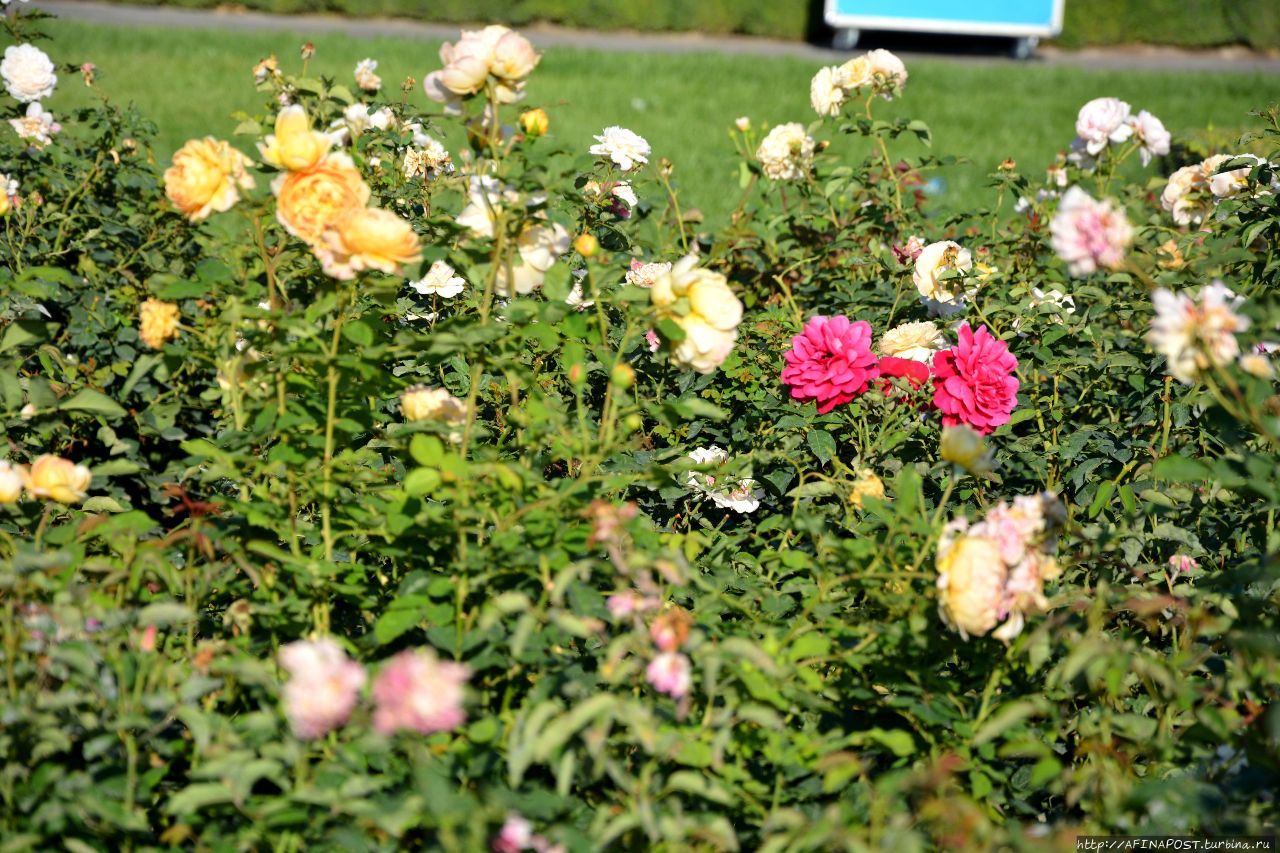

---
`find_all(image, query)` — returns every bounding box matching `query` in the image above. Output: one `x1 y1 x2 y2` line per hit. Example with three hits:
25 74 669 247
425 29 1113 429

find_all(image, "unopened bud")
574 233 599 258
610 362 635 390
519 107 549 138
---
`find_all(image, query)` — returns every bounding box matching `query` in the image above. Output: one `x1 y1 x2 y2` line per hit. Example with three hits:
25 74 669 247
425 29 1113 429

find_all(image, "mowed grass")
45 19 1277 224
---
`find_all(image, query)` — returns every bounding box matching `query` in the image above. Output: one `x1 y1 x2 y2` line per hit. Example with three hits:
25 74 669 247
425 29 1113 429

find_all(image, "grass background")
44 19 1277 224
83 0 1280 50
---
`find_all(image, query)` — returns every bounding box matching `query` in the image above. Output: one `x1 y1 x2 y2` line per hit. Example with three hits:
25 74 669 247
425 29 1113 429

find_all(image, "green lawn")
46 19 1277 224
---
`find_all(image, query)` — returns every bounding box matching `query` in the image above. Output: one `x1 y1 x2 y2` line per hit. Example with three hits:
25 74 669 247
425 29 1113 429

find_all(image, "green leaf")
1152 454 1211 483
59 389 127 420
343 320 375 348
807 430 836 465
165 783 235 814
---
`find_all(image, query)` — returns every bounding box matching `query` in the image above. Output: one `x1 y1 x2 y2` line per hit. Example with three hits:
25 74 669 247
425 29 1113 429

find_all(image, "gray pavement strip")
38 0 1280 73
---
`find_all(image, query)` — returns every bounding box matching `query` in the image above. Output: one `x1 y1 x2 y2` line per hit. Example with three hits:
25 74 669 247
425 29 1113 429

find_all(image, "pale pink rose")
645 329 661 353
646 652 692 698
491 30 539 82
1049 186 1133 276
492 814 534 853
1075 97 1133 156
372 648 470 735
279 638 367 739
606 591 659 618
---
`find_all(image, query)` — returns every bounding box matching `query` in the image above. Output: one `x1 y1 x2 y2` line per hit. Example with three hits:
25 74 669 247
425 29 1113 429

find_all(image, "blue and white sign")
825 0 1064 38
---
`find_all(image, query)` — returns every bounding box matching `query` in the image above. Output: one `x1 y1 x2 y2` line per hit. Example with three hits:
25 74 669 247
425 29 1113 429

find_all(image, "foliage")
2 11 1279 851
90 0 1280 50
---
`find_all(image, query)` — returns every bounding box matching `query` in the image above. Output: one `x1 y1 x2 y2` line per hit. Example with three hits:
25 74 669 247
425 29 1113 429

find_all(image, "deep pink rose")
781 315 879 414
931 324 1019 434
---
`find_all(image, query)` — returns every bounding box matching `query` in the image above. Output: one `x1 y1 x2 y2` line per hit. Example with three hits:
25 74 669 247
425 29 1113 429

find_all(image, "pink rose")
646 652 692 698
932 324 1019 434
372 648 470 736
781 315 880 414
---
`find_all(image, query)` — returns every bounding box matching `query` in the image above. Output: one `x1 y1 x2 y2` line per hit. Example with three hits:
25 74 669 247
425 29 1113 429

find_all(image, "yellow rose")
936 532 1005 639
848 468 885 508
257 105 332 172
519 107 548 137
318 207 421 279
26 454 92 504
0 460 25 504
139 298 180 349
164 137 255 222
940 425 996 477
0 194 9 216
273 153 371 246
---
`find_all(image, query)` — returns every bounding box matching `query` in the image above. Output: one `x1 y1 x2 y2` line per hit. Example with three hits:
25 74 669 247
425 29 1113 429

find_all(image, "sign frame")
824 0 1065 39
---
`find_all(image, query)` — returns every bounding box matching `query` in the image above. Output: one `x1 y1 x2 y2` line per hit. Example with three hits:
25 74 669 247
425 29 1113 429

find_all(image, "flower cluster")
1162 153 1276 227
3 40 61 151
810 49 908 116
258 105 421 278
278 639 469 739
936 493 1066 641
1070 97 1169 166
783 316 1019 434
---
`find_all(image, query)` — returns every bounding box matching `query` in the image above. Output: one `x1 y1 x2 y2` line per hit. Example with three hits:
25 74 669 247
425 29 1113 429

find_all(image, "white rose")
589 126 651 171
2 43 57 103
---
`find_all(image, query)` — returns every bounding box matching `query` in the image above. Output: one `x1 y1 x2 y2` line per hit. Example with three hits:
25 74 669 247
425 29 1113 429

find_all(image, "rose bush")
1 11 1279 850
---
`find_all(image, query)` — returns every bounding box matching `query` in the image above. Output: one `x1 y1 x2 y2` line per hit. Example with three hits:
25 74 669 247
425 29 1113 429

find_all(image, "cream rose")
2 44 57 103
865 49 907 97
401 386 467 441
0 460 24 504
877 320 945 362
912 240 973 305
810 66 845 117
164 137 256 221
756 123 815 182
26 454 92 505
